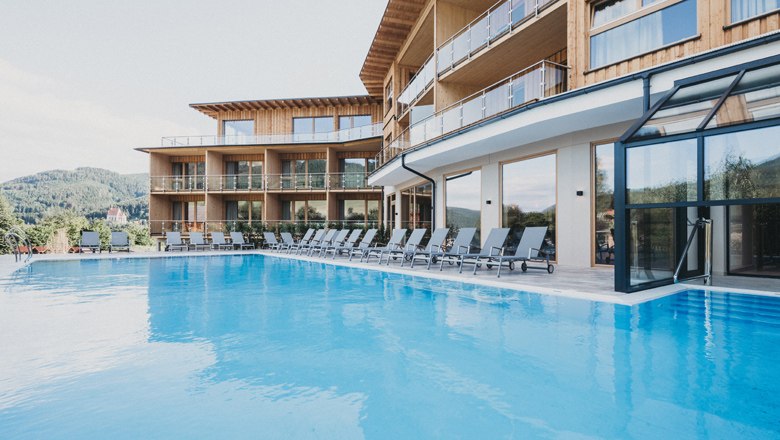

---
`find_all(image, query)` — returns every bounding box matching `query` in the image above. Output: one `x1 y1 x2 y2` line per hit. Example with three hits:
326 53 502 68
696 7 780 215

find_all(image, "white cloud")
0 58 198 181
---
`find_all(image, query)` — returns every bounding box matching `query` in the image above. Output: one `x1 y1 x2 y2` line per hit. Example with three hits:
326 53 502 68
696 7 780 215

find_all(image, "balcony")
150 173 380 193
149 219 381 236
397 53 436 117
160 123 383 147
377 60 568 167
207 174 264 192
436 0 564 84
150 175 206 192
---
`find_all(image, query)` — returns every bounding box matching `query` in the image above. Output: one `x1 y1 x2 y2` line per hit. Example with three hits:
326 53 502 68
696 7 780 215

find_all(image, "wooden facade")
364 0 779 142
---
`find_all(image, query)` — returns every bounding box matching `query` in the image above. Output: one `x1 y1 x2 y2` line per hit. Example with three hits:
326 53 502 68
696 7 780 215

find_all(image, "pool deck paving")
1 250 777 306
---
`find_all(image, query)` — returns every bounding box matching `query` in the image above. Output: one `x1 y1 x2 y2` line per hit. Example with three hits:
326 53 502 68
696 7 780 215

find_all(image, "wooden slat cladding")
170 156 205 163
332 193 382 201
223 154 264 162
221 194 265 202
569 0 780 88
212 104 383 136
279 193 327 201
280 152 326 160
336 151 378 159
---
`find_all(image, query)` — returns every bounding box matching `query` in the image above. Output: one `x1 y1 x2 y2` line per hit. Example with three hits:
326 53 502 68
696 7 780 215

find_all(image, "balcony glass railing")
206 174 264 191
150 220 381 236
436 0 559 75
161 123 383 147
150 175 206 192
377 60 567 167
150 173 381 192
397 54 436 116
328 172 380 190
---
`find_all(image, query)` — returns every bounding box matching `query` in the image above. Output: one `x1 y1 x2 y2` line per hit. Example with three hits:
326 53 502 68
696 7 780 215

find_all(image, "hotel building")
143 0 780 292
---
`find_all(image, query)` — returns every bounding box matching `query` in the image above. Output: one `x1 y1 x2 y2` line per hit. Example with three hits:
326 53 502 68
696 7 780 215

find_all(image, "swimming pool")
0 255 778 439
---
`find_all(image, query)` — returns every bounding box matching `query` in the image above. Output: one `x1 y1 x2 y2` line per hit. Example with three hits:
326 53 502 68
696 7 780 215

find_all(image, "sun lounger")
433 228 477 271
322 229 362 259
165 231 188 252
108 231 130 253
282 229 314 253
362 229 407 263
304 229 337 256
454 228 510 274
336 229 377 260
474 226 555 277
381 228 427 265
278 232 296 252
310 229 348 257
408 227 450 268
263 232 282 250
188 232 211 251
295 229 326 255
210 232 234 250
230 232 255 250
79 231 101 253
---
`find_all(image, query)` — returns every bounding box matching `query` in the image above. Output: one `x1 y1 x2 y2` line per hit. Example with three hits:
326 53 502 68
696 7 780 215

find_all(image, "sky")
0 0 387 182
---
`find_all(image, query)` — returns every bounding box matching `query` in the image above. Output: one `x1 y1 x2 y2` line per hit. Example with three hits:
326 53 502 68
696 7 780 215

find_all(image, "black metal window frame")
614 54 780 292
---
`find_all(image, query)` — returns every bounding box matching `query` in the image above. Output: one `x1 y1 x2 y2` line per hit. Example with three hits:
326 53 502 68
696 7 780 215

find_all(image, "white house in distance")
106 207 128 225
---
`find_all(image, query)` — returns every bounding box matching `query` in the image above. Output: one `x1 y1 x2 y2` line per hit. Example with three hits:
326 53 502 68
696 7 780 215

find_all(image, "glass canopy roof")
626 62 780 142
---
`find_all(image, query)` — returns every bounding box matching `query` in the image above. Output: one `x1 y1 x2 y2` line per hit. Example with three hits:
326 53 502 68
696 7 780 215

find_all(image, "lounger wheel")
476 263 481 268
431 256 437 264
486 264 493 269
508 261 515 271
521 262 528 272
547 264 555 274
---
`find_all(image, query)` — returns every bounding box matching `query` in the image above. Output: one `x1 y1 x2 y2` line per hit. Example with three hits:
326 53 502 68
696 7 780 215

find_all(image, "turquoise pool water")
0 256 778 439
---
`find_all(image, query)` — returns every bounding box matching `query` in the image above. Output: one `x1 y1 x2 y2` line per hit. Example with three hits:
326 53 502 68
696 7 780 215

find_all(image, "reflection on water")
0 256 778 439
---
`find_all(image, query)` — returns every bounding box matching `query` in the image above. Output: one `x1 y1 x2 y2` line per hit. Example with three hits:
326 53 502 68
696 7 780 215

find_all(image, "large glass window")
284 200 326 223
731 0 779 23
590 0 696 69
626 139 697 204
594 143 616 265
224 160 263 190
705 64 780 130
339 115 372 129
705 125 780 200
293 117 334 141
171 161 204 190
728 203 780 277
445 170 481 247
225 201 262 223
401 183 433 229
628 207 676 287
502 154 556 257
281 159 326 189
338 199 380 225
223 120 254 138
340 158 371 189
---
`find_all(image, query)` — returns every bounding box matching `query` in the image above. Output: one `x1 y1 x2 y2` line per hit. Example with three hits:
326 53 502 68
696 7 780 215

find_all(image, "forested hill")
1 167 149 223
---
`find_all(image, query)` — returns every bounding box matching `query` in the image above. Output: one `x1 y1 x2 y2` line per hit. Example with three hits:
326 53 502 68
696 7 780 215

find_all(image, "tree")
0 192 22 254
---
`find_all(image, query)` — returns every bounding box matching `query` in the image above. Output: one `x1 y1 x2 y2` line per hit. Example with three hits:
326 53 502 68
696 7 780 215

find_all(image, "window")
731 0 779 23
626 139 697 204
293 117 334 141
339 115 372 130
172 201 205 231
281 200 326 223
401 183 432 229
594 143 616 265
728 204 780 277
223 120 254 138
224 160 263 190
225 201 262 223
502 154 556 257
628 207 676 287
705 125 780 201
445 170 481 247
705 64 780 130
171 161 204 191
590 0 696 69
385 80 394 114
339 199 380 225
281 159 326 189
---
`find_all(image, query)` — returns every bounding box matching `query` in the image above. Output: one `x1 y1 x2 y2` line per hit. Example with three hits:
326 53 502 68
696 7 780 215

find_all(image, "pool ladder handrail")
673 217 712 285
4 226 33 263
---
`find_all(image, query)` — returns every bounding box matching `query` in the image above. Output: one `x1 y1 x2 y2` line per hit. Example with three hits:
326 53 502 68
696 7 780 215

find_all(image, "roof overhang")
359 0 427 98
190 95 380 119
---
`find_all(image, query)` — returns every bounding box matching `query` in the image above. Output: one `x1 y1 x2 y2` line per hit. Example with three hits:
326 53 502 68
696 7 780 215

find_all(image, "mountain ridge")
1 167 149 223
